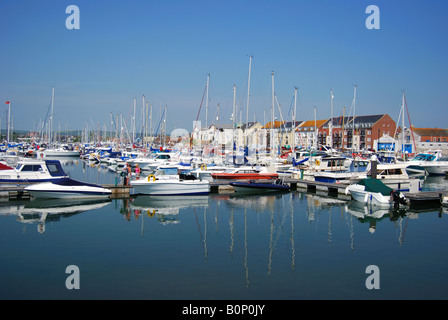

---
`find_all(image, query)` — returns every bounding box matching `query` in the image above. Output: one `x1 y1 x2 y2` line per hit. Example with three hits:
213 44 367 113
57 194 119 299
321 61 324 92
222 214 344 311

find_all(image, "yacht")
0 159 69 184
130 166 210 196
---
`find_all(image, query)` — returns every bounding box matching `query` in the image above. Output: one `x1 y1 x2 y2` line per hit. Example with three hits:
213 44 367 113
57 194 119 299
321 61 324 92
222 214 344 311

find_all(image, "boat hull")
230 181 290 193
211 173 278 180
422 164 448 176
346 184 392 208
25 181 112 199
131 179 210 196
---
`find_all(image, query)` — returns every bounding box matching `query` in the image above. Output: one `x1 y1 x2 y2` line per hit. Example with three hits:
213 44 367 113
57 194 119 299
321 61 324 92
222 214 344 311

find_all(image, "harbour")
1 158 448 300
2 1 448 304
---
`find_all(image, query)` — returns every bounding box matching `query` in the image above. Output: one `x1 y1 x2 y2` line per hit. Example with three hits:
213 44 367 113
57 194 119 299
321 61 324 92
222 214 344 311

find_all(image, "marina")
1 157 448 300
2 1 448 304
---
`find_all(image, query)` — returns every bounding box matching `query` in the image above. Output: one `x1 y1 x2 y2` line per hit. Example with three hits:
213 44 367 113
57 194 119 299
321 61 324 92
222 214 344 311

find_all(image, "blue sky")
1 0 447 135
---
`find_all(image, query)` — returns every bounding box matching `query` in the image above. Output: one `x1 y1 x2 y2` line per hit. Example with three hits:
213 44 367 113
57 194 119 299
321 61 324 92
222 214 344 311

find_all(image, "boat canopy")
45 160 67 177
358 178 393 196
51 178 102 188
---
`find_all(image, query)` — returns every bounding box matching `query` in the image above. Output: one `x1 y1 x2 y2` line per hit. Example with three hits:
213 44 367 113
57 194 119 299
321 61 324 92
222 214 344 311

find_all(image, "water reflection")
127 195 209 225
0 198 111 233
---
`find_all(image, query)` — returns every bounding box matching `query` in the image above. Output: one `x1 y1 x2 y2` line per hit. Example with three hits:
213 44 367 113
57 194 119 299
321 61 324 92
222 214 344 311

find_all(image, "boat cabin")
15 160 67 177
0 159 69 183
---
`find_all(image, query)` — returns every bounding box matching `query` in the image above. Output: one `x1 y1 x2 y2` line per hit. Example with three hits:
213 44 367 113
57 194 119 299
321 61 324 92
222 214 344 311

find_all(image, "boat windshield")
45 160 67 177
20 164 44 172
412 154 436 161
155 167 178 176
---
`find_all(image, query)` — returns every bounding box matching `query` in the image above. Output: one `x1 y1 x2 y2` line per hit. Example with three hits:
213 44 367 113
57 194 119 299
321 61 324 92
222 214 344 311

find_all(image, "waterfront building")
296 119 328 149
319 114 396 151
397 127 448 154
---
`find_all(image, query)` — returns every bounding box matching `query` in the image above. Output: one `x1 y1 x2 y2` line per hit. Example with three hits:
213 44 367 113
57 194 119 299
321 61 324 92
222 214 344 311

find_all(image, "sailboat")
38 88 80 158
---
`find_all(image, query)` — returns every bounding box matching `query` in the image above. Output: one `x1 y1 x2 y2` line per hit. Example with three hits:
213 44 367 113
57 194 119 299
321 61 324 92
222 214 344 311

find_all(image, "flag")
5 101 10 104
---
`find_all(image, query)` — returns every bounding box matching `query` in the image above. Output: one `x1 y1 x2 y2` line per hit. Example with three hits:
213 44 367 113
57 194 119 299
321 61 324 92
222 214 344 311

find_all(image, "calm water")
1 158 448 300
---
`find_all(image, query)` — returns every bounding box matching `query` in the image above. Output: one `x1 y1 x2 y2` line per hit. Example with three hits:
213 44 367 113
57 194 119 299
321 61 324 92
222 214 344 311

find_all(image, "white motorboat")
25 178 112 199
128 152 176 171
38 145 80 158
404 150 443 175
372 162 416 191
346 178 407 208
130 167 210 196
298 155 353 181
188 164 229 181
0 159 69 184
313 159 370 184
420 156 448 176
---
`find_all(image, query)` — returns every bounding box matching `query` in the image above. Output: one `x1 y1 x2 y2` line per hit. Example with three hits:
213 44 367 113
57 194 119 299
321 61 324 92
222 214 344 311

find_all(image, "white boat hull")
25 182 112 199
346 184 392 208
41 150 80 157
131 179 210 196
422 163 448 176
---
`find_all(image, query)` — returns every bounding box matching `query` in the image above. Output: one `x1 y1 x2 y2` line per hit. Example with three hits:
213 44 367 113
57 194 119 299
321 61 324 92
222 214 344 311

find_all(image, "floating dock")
102 184 133 198
210 178 351 197
402 190 448 206
0 184 133 200
2 179 447 207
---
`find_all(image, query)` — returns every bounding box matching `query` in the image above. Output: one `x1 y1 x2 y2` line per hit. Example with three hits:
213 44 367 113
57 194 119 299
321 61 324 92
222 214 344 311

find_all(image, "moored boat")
130 167 210 196
211 166 278 181
346 178 407 208
25 178 112 199
230 179 290 193
420 156 448 176
0 159 69 184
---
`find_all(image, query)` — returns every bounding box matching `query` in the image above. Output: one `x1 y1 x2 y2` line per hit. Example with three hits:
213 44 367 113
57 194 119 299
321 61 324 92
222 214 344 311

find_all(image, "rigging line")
286 94 295 118
154 106 166 137
190 84 208 149
404 93 417 154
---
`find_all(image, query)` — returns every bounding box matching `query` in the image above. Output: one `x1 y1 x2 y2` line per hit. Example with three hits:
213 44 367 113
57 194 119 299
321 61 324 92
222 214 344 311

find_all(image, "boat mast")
293 87 297 149
142 95 145 146
401 91 405 158
271 71 275 158
246 56 252 149
352 85 357 152
329 89 334 151
149 104 153 147
314 106 317 149
133 98 136 148
50 87 55 145
205 74 210 129
232 84 236 162
6 101 11 146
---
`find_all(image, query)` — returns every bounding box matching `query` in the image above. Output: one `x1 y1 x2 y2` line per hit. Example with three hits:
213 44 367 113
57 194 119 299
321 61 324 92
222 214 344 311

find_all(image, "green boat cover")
357 178 394 196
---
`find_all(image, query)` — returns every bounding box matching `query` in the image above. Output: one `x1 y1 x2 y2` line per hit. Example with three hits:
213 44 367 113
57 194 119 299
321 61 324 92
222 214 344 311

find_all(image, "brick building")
398 127 448 154
318 114 396 151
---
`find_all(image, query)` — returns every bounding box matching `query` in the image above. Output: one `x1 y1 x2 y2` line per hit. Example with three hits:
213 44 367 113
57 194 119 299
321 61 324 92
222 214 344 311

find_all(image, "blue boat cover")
51 178 102 188
45 160 68 177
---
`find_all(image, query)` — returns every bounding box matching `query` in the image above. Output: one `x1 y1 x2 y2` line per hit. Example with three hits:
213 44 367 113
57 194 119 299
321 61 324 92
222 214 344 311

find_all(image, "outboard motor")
391 190 407 208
